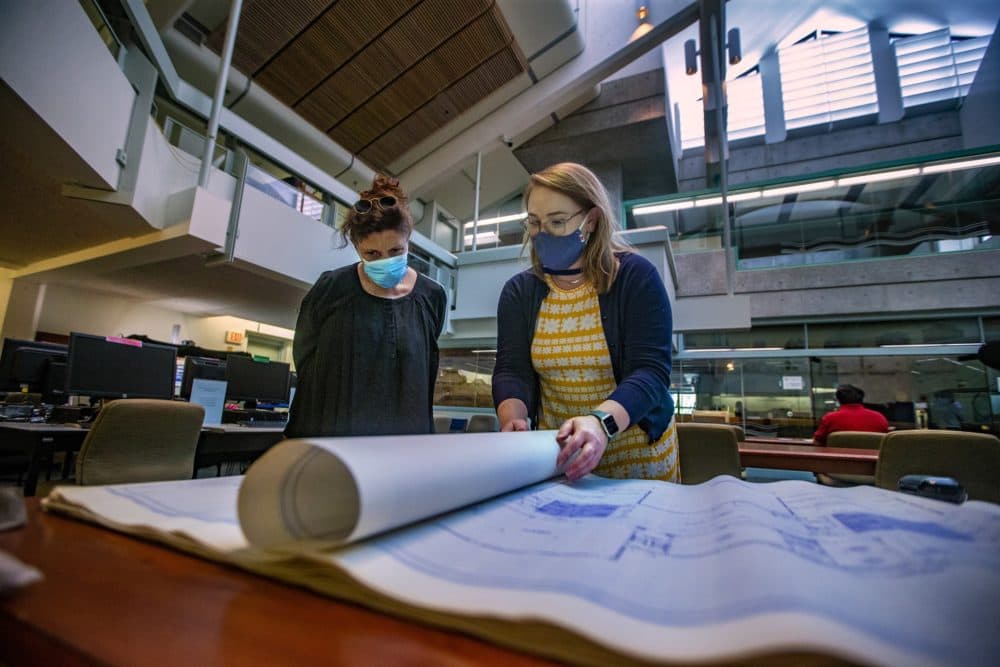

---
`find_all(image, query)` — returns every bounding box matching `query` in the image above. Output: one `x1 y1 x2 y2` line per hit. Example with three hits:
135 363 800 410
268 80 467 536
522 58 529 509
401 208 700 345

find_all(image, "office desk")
0 423 286 496
0 422 87 496
196 424 285 471
0 500 555 667
739 440 878 476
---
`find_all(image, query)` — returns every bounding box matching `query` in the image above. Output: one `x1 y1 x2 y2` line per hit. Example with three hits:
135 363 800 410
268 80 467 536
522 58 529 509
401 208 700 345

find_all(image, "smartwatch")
588 409 619 440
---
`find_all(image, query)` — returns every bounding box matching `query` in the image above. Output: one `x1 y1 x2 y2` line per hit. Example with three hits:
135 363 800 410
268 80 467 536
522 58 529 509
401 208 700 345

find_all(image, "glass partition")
432 314 1000 437
626 149 1000 269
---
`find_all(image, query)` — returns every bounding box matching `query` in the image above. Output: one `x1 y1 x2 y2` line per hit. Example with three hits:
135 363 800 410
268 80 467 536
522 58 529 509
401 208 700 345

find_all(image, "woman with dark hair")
285 174 447 438
492 162 678 483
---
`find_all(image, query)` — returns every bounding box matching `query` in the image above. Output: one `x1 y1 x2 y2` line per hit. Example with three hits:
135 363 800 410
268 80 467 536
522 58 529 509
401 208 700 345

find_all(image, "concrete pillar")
760 49 786 144
698 0 727 188
870 25 904 124
0 271 12 340
0 278 45 341
589 162 623 225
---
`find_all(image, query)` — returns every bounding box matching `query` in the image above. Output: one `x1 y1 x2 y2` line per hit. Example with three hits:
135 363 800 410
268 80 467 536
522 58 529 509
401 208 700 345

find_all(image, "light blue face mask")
363 253 409 288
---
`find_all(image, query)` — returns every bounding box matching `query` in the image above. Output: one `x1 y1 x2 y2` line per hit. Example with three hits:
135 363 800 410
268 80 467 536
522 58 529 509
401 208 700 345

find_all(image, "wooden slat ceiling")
207 0 528 171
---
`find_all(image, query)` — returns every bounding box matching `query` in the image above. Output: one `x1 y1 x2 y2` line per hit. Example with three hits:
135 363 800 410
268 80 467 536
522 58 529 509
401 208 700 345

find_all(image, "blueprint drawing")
46 474 1000 666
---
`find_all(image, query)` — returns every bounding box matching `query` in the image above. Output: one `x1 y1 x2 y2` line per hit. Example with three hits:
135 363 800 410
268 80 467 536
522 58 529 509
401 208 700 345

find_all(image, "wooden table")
739 439 878 476
0 501 854 667
0 500 554 667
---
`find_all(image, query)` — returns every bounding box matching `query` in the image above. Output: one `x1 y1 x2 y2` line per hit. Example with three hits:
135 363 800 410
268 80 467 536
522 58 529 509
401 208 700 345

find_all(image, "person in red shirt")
812 384 889 445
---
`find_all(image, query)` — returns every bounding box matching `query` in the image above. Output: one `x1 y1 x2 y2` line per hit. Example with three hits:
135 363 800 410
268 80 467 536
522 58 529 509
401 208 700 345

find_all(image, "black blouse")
284 264 447 438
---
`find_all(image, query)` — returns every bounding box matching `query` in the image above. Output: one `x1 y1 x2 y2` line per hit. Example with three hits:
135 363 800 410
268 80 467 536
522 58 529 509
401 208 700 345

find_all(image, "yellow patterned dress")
531 276 680 481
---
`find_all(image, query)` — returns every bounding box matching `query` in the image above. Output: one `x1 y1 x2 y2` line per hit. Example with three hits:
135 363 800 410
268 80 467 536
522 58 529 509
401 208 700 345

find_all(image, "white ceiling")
2 0 997 331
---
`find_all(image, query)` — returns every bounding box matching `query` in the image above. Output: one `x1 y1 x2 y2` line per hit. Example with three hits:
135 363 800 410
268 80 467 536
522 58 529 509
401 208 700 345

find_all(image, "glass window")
684 325 805 350
435 348 496 408
675 352 998 436
807 319 980 349
984 317 1000 342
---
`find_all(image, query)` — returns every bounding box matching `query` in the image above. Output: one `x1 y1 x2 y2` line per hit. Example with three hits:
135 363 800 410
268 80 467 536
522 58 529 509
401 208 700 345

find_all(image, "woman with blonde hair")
492 162 679 482
286 174 447 438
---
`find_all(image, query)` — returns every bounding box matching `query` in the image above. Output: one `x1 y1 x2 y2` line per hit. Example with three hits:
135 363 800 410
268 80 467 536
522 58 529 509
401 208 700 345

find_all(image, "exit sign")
225 330 245 345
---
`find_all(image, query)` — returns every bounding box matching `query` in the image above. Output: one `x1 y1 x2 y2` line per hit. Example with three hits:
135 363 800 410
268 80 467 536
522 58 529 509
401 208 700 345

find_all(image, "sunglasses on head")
353 195 397 214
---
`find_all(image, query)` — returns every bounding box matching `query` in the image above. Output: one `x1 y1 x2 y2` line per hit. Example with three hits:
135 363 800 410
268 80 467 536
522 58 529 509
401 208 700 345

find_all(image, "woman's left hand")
555 415 609 482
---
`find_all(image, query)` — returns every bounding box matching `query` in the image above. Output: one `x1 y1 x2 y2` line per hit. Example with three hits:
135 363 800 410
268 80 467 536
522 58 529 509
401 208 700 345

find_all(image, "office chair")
676 423 742 485
434 415 453 434
467 414 499 433
875 430 1000 503
818 431 885 486
74 399 205 486
691 409 730 425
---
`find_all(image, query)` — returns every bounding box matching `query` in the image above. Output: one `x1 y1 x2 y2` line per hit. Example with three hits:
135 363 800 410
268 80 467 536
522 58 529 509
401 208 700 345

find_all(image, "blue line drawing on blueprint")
536 500 618 518
369 475 1000 666
108 476 241 524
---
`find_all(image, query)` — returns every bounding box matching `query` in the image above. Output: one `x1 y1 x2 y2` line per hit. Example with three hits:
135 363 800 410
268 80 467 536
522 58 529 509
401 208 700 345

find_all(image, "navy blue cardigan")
492 252 675 442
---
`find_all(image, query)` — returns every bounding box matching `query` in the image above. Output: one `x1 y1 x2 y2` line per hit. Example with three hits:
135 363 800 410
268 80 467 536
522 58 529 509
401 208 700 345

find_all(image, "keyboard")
237 420 286 428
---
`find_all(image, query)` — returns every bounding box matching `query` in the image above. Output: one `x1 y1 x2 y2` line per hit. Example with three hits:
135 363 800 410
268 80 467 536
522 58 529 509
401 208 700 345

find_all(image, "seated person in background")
930 390 962 430
812 384 889 445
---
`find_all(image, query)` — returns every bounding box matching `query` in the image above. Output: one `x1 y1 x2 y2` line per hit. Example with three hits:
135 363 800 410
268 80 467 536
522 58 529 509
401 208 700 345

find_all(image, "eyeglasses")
521 209 586 236
353 195 397 214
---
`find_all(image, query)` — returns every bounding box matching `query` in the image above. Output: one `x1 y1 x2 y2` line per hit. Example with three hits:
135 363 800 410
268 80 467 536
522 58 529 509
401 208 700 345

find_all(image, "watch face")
591 410 618 438
602 413 619 436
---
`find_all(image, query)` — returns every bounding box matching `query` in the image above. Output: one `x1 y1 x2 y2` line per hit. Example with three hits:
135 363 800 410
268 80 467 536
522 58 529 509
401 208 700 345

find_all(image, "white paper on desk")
236 431 561 549
41 440 1000 667
190 378 226 425
328 477 1000 667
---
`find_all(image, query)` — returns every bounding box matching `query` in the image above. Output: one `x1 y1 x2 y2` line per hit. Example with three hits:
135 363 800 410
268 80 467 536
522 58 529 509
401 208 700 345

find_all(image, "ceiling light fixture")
633 200 695 215
837 167 920 187
762 180 837 198
921 155 1000 175
463 212 526 228
630 5 653 42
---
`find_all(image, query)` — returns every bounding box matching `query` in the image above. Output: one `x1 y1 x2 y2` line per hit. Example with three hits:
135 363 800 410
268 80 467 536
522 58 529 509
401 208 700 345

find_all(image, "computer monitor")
42 360 67 405
225 354 290 406
180 356 227 399
886 401 916 425
66 332 177 400
0 338 68 392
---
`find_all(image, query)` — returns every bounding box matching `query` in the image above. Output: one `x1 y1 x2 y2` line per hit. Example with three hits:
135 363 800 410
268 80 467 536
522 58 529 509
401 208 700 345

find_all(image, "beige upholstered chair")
818 431 886 486
691 409 730 425
74 399 205 486
467 414 499 433
875 430 1000 503
433 415 453 434
676 422 742 485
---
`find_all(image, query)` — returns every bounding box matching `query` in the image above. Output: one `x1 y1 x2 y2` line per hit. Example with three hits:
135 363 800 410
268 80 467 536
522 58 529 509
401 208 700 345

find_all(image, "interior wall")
30 283 292 356
0 280 44 341
35 283 196 341
961 22 1000 149
0 0 134 189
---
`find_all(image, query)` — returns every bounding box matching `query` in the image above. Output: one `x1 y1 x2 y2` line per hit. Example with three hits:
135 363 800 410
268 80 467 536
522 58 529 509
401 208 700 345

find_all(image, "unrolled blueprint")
46 472 1000 666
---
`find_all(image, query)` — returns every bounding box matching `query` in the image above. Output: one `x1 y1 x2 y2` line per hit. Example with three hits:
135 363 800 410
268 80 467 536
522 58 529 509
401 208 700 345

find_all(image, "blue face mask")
533 224 587 273
362 253 409 288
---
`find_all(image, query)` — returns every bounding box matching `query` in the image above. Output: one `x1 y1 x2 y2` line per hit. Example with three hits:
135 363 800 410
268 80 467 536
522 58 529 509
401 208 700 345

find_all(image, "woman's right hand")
501 418 530 432
497 398 530 432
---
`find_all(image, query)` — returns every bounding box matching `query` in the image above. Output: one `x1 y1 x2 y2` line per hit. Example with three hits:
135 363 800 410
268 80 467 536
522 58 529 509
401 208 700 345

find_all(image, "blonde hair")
523 162 632 294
